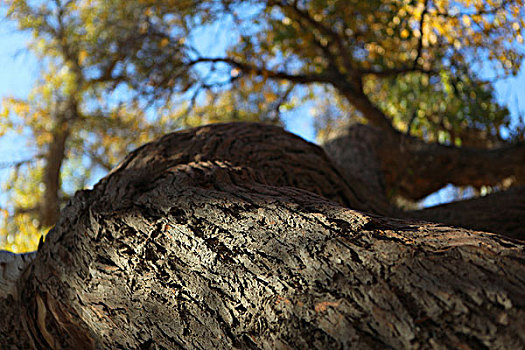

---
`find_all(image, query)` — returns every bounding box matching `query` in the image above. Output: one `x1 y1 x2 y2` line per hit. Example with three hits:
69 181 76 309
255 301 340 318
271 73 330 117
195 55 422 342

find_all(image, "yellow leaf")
78 50 88 65
160 38 169 48
462 15 471 26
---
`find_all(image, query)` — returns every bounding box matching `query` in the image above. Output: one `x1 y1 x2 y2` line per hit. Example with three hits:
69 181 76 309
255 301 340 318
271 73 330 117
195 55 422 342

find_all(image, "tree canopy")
1 0 524 251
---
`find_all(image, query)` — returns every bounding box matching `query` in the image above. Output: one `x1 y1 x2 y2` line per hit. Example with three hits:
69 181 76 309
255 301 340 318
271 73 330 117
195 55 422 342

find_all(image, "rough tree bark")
1 123 524 349
324 123 525 239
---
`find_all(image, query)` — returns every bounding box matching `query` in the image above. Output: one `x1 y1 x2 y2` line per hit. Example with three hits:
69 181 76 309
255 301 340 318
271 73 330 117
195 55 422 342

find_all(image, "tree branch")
413 0 429 68
359 66 436 78
186 57 337 85
0 155 44 170
407 186 525 239
326 123 525 203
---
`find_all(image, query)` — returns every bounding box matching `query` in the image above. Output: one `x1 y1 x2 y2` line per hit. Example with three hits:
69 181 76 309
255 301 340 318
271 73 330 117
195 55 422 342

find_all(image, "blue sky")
0 15 40 158
0 19 39 203
0 12 524 209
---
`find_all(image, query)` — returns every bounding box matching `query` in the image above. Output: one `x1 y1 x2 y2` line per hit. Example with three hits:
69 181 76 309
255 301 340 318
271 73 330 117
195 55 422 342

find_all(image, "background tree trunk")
41 99 79 228
41 122 69 228
406 186 525 240
323 123 525 239
1 123 524 349
324 123 525 200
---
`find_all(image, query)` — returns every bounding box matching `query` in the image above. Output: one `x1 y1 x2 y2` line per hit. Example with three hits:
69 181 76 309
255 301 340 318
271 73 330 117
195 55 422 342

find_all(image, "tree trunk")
1 122 524 349
407 186 525 240
332 80 525 201
323 123 525 239
41 100 79 228
41 122 69 228
322 124 391 209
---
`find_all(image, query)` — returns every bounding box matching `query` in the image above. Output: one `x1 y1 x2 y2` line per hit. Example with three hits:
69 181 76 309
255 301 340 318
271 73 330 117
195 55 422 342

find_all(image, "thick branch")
407 186 525 240
97 122 386 215
383 134 525 199
324 124 525 228
325 82 525 198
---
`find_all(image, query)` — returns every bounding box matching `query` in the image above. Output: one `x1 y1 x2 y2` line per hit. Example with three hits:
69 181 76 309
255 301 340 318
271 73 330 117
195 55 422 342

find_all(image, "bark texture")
1 122 524 349
98 122 390 216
